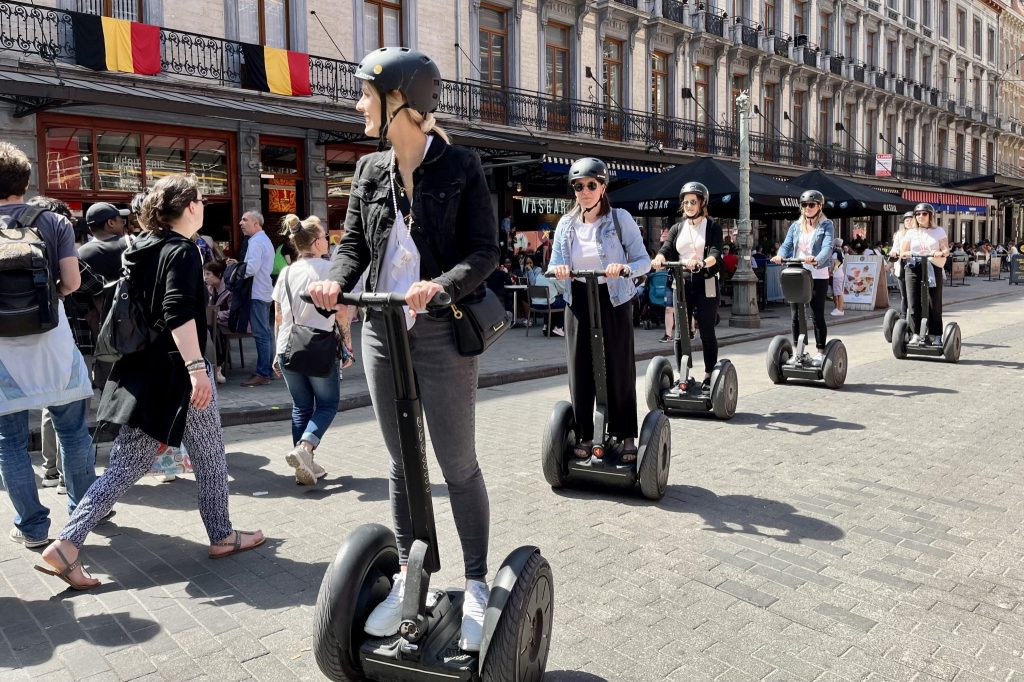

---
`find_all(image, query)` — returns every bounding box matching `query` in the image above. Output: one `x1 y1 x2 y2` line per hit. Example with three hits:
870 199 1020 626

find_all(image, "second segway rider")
550 157 651 463
901 202 949 345
891 210 915 319
307 48 498 652
650 181 723 389
771 190 835 366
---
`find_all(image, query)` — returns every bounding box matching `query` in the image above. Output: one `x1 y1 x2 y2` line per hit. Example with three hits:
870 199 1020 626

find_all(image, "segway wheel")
313 523 400 682
891 319 909 360
710 360 738 419
541 401 575 488
882 308 899 343
942 322 961 364
766 335 792 384
822 339 847 390
637 410 671 500
644 356 673 412
481 551 554 682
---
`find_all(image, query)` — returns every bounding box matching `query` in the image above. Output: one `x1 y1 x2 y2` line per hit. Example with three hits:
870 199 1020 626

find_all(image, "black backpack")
0 206 60 337
94 239 166 363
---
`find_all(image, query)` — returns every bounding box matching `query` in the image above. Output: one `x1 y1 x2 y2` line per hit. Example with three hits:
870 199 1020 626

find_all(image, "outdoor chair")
525 284 565 337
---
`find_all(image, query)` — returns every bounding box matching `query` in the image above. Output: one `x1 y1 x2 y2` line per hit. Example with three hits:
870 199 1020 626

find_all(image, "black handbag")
281 271 339 377
450 287 509 357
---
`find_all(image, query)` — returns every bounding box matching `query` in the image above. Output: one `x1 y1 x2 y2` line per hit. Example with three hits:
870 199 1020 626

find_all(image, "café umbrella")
786 170 916 217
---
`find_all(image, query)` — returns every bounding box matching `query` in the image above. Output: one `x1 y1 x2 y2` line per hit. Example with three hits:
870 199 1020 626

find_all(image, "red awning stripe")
900 189 986 206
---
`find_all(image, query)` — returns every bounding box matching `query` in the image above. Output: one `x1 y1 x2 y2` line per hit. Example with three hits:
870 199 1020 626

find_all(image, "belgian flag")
71 12 161 75
240 43 312 97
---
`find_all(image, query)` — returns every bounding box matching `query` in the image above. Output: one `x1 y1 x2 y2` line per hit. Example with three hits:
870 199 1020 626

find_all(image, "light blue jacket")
550 208 652 306
778 219 835 270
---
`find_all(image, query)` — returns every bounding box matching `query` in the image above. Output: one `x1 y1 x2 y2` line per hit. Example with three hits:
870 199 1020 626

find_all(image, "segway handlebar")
299 291 452 317
543 267 632 278
660 261 703 272
778 258 812 266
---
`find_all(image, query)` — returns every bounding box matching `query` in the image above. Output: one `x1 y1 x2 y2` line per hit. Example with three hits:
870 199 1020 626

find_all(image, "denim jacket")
778 219 835 270
549 208 651 306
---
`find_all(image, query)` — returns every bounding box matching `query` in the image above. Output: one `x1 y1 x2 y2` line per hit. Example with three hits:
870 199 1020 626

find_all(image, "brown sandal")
35 545 99 591
208 530 265 560
572 442 592 459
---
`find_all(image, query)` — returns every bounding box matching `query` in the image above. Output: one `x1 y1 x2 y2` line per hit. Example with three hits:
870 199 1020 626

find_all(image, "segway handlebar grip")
299 291 452 315
544 268 632 278
662 261 701 272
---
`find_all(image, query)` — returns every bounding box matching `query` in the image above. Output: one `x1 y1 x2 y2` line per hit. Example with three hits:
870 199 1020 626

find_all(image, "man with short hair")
77 202 130 281
237 210 275 387
0 140 97 548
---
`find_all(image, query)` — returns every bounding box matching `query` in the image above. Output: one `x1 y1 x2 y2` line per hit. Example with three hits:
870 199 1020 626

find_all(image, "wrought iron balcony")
613 0 640 8
828 56 843 75
701 7 726 36
662 0 689 24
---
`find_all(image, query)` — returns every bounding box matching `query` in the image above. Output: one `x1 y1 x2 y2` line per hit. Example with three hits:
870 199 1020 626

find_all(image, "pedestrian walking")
230 210 275 387
37 173 264 590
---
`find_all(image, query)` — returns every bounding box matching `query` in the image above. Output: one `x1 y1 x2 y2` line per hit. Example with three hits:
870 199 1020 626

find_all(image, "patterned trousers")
59 367 233 548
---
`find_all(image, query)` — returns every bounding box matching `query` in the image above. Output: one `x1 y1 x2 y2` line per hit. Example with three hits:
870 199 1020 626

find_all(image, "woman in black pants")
651 181 723 390
550 157 651 462
771 190 835 366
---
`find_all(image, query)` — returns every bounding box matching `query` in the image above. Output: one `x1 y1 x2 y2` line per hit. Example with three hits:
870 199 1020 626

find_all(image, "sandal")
35 544 99 591
572 442 592 459
208 530 265 560
620 446 639 464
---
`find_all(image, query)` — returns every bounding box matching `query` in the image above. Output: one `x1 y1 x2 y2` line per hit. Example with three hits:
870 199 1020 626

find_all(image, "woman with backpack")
550 157 651 462
37 173 264 591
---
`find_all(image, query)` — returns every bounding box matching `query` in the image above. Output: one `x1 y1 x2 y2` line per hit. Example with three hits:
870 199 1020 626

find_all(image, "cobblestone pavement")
2 287 1023 681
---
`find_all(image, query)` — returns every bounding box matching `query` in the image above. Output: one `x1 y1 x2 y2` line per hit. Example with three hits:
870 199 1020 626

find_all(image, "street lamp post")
730 90 761 329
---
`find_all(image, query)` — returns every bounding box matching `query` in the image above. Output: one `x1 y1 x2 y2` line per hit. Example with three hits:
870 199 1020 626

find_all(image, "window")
239 0 289 49
819 100 830 145
545 23 571 130
939 60 948 96
845 23 855 60
478 5 507 87
920 124 929 162
971 137 980 173
651 51 669 117
74 0 143 21
957 10 966 48
922 55 931 87
936 128 947 166
904 48 914 80
939 0 948 38
819 12 830 51
363 0 402 52
602 38 624 140
885 114 895 152
865 111 876 153
843 104 853 151
904 0 914 19
732 74 747 127
989 83 996 112
987 28 995 62
764 0 776 31
763 83 776 129
866 31 876 66
792 90 805 131
974 78 982 108
957 68 965 102
922 0 931 27
887 40 897 73
973 19 982 56
694 65 709 126
794 1 805 38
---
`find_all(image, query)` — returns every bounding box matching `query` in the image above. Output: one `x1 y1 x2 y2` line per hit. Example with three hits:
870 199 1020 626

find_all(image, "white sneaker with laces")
459 579 490 652
285 445 317 486
810 353 824 367
910 334 922 344
830 309 844 317
364 573 405 636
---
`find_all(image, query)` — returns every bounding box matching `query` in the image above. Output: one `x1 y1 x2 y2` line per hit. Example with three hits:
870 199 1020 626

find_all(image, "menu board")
844 255 889 310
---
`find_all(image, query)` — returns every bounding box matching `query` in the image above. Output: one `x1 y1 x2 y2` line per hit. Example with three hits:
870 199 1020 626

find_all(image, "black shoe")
700 378 711 391
659 335 671 343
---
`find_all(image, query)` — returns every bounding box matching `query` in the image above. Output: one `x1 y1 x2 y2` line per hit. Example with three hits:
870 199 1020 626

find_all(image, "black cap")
86 202 129 227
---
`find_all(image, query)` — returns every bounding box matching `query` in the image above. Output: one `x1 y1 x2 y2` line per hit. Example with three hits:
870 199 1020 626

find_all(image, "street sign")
875 154 893 177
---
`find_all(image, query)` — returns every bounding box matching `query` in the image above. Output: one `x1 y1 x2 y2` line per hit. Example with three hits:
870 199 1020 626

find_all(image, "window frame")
75 0 145 21
478 3 508 87
957 9 966 49
363 0 403 52
545 22 571 99
602 37 624 109
651 50 669 118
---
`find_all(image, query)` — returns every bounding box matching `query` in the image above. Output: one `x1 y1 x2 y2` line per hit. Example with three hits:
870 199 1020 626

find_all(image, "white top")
903 226 947 269
244 230 276 302
675 218 707 262
797 229 829 279
890 229 907 276
272 258 337 356
570 217 604 273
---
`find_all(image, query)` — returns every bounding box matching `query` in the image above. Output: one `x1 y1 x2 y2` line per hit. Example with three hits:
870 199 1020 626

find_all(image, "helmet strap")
376 99 411 151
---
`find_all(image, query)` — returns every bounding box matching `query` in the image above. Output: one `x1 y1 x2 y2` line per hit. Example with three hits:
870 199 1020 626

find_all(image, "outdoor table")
504 284 528 326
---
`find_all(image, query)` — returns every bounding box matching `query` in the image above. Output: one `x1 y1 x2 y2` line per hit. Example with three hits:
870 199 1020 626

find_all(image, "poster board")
844 255 889 310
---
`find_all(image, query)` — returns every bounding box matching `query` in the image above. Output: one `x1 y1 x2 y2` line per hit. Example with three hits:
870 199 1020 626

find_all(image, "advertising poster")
844 255 888 309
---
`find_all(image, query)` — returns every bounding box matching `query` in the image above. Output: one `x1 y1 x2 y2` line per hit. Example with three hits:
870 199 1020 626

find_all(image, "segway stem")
661 262 697 378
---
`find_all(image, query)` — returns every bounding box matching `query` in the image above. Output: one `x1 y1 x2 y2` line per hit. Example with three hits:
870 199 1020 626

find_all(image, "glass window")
143 135 187 186
364 0 403 51
602 39 623 107
479 5 507 87
987 28 995 62
974 19 982 56
545 23 570 98
190 139 230 197
74 0 143 21
261 142 300 175
694 64 709 126
957 10 966 48
238 0 290 48
44 127 94 191
651 52 669 117
96 131 141 192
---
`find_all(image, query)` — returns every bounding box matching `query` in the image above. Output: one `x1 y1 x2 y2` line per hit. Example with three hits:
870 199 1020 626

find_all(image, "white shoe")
910 334 922 344
310 458 327 480
215 368 227 385
810 353 824 368
552 326 565 337
830 309 844 317
459 579 490 652
285 446 317 486
364 573 405 637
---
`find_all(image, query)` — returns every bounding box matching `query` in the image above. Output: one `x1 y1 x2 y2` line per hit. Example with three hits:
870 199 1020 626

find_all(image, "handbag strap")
390 157 444 280
282 266 299 325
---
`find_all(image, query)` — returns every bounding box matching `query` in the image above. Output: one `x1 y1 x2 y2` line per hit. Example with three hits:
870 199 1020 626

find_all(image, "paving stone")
814 604 878 633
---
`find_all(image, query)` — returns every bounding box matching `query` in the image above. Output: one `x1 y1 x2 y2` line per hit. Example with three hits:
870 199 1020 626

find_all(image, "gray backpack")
0 206 60 337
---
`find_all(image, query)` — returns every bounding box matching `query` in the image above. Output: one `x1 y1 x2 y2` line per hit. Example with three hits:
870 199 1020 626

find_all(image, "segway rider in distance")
891 210 915 319
771 190 835 366
550 157 651 462
651 181 723 390
900 203 949 345
307 47 498 652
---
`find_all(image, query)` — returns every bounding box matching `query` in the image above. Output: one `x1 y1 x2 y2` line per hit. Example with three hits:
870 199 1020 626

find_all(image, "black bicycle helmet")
356 47 442 148
914 202 935 215
679 181 710 205
568 157 608 186
800 189 825 205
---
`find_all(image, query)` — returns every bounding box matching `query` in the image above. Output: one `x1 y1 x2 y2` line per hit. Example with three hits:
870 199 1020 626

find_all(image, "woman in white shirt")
900 203 949 345
273 214 349 485
889 210 915 320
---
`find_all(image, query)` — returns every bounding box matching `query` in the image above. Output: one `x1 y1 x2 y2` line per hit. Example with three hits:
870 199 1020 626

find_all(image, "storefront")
324 142 374 239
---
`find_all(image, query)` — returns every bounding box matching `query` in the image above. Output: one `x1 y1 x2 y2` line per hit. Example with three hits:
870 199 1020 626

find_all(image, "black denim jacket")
329 136 499 304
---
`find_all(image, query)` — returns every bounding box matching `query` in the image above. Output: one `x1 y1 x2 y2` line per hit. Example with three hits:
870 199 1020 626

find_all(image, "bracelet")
187 366 207 374
184 358 204 367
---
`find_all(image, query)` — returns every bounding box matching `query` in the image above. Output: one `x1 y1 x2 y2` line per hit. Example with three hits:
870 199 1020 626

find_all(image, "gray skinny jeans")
362 310 489 580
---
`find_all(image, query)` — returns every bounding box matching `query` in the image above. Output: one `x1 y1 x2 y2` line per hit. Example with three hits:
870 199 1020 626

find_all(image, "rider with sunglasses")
651 181 723 390
550 157 651 462
771 189 835 367
899 202 949 345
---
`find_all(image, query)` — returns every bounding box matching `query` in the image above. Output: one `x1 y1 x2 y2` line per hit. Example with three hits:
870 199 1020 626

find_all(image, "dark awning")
788 169 916 216
944 174 1024 201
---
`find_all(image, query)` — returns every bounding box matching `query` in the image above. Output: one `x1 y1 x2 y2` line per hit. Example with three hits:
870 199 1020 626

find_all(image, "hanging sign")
875 154 893 177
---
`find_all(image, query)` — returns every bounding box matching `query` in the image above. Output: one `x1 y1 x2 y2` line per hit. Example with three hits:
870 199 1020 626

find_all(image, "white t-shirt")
903 227 947 269
272 258 336 356
797 229 829 279
244 230 276 302
890 229 907 276
570 218 604 274
675 218 707 263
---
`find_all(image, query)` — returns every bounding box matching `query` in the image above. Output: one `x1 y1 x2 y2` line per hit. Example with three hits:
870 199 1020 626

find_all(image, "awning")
542 155 669 180
901 189 989 215
943 174 1024 201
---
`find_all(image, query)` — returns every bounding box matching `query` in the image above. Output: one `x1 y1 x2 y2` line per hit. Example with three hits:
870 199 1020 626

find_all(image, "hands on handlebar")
547 265 632 281
302 281 452 318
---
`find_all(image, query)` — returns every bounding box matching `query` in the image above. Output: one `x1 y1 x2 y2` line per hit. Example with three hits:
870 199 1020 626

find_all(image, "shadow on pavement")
544 672 610 681
956 358 1024 370
960 342 1010 350
0 596 158 667
841 383 958 398
731 411 865 436
303 474 389 502
665 486 845 544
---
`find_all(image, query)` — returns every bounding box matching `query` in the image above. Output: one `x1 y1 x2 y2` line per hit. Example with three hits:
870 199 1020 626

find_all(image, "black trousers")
684 276 719 375
896 267 908 318
791 279 829 351
565 281 637 441
905 262 944 335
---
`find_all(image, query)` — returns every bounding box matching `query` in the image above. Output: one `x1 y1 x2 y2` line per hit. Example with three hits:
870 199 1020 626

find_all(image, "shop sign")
517 196 573 215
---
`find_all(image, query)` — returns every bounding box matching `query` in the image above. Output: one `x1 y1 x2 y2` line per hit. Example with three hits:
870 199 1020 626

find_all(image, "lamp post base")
729 278 761 329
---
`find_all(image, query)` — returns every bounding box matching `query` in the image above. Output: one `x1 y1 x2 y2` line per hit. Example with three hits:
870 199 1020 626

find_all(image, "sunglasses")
801 202 819 208
681 199 700 207
914 211 930 216
572 181 601 192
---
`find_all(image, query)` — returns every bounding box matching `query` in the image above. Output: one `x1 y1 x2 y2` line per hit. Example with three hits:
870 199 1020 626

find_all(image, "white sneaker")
910 334 922 344
830 309 844 317
552 326 565 337
215 368 227 385
810 353 824 368
285 445 316 486
459 579 490 652
364 573 405 637
310 458 327 480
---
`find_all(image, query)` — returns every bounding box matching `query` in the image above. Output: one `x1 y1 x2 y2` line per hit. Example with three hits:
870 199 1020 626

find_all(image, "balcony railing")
702 10 726 37
829 56 843 74
613 0 639 8
853 64 865 82
663 0 688 24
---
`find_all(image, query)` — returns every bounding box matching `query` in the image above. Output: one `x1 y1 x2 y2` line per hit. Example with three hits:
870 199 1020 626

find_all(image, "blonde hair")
279 213 324 254
384 91 450 143
799 206 829 231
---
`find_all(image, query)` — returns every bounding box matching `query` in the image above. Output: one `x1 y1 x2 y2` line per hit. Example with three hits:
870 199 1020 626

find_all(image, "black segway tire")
822 339 847 389
766 335 792 384
892 319 909 359
481 551 554 682
710 360 738 419
942 323 961 363
313 523 400 682
637 410 671 500
542 401 575 488
882 308 899 343
645 356 673 412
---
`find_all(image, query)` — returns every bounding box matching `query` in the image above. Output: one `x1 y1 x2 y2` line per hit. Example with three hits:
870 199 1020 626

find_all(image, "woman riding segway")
771 189 835 367
883 210 915 342
550 157 651 463
900 202 949 346
651 181 723 391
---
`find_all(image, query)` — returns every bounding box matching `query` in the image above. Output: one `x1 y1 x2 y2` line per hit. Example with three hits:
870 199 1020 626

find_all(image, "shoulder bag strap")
282 266 298 325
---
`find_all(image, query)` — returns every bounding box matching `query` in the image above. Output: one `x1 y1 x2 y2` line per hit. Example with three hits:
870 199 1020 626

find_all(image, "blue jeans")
279 354 340 447
0 399 96 540
250 299 274 378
